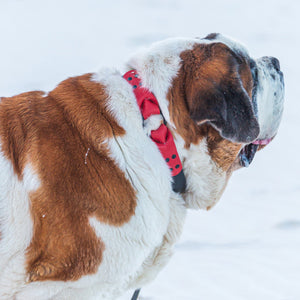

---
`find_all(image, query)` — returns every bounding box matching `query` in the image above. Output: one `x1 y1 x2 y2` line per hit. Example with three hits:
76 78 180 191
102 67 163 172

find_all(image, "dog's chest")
89 191 186 290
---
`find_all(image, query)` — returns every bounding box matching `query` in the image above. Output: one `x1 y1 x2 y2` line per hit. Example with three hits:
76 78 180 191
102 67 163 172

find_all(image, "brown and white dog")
0 33 284 299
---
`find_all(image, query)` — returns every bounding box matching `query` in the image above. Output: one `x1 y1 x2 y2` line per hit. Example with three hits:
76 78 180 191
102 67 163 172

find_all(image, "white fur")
126 37 198 127
255 58 284 140
174 135 228 210
143 114 163 136
0 153 36 298
202 33 250 58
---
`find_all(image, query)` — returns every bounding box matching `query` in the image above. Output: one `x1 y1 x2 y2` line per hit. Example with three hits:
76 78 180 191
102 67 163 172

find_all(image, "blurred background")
0 0 299 299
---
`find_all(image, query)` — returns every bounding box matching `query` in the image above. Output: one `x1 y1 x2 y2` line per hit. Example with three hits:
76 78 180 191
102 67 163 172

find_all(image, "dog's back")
0 74 134 297
0 72 174 299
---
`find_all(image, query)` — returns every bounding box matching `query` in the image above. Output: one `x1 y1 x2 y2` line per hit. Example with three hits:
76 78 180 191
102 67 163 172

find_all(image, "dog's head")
200 33 284 169
128 33 284 208
170 33 283 165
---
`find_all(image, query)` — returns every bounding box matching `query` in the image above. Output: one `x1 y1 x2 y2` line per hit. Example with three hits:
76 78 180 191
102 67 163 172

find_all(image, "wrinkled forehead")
201 33 250 61
195 33 254 97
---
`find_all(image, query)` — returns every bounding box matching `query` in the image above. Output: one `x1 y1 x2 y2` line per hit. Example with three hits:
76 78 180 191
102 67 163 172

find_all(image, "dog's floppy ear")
188 76 259 144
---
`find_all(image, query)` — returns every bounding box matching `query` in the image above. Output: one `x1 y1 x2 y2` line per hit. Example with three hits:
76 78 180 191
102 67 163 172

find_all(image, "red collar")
123 70 186 193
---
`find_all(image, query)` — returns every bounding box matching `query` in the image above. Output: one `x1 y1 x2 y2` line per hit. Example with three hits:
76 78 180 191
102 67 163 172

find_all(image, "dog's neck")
126 37 197 127
123 69 186 194
125 38 229 210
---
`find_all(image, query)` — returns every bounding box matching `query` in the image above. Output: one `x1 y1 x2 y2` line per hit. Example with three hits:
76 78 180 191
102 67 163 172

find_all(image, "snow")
1 0 299 299
85 148 91 165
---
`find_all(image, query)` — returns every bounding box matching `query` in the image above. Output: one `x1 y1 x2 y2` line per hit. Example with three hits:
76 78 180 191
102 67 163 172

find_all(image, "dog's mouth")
239 138 272 167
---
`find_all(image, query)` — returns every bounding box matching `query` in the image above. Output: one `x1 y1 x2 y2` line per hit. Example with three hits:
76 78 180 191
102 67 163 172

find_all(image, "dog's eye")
250 60 258 85
251 67 258 82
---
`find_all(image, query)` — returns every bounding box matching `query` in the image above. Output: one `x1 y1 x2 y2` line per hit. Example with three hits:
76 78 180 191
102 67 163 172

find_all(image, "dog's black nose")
270 57 280 72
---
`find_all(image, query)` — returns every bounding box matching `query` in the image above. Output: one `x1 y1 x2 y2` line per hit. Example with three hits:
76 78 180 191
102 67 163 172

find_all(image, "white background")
0 1 299 299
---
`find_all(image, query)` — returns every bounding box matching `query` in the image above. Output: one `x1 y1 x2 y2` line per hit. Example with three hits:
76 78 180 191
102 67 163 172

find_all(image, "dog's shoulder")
0 68 176 295
0 72 140 283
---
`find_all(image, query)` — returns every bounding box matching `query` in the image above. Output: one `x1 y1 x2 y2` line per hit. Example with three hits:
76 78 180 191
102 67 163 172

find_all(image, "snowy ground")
1 0 299 299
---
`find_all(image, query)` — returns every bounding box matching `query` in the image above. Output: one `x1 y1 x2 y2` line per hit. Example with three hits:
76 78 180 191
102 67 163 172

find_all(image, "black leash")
131 289 141 300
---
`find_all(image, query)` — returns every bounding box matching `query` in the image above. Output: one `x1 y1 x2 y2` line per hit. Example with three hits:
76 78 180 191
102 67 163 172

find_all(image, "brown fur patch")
0 74 136 281
206 127 242 171
168 42 254 171
167 69 204 147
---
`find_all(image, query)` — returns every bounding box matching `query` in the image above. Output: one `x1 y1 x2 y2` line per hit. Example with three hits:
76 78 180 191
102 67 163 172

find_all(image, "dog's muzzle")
239 56 284 167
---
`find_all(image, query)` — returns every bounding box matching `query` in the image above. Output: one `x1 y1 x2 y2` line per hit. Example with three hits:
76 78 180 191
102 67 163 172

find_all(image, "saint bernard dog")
0 33 284 299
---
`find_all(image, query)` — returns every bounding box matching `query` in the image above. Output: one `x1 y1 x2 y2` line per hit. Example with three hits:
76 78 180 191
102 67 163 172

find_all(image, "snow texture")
0 0 299 299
